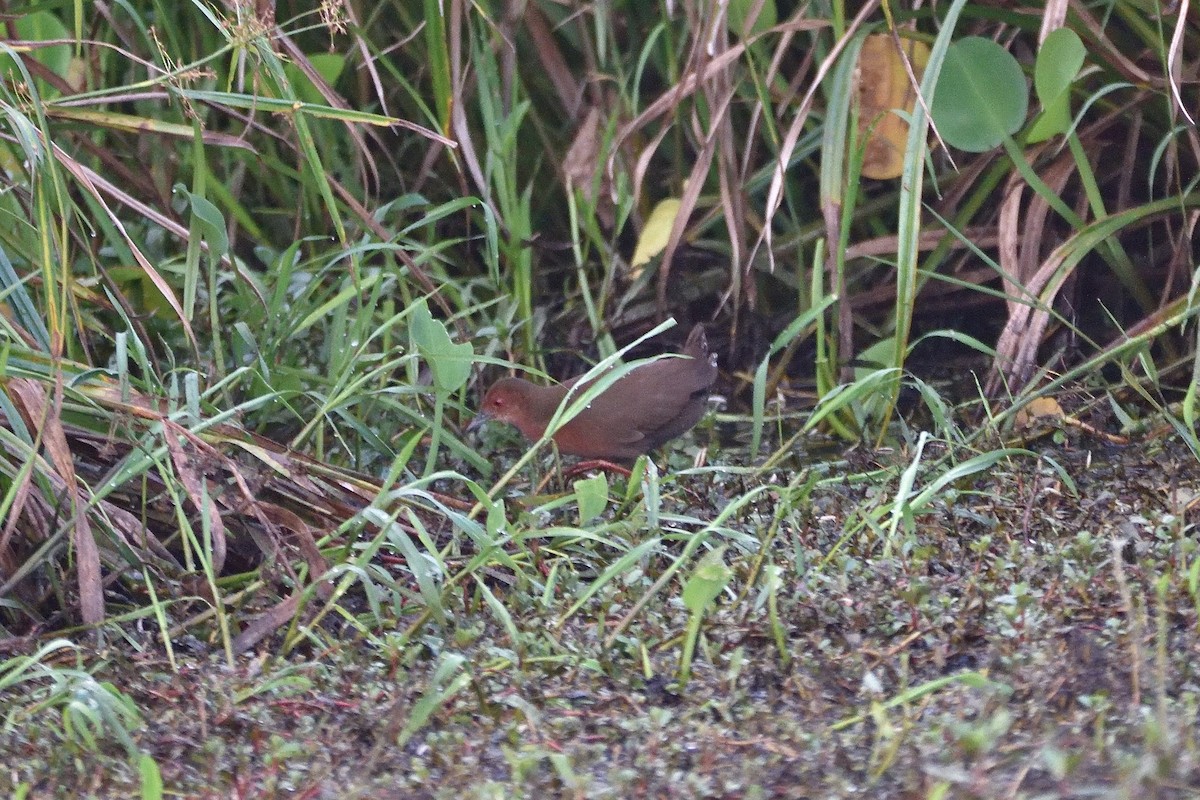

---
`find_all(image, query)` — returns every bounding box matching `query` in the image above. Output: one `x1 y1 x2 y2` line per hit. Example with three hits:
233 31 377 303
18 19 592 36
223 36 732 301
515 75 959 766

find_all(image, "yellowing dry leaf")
1015 396 1064 429
629 198 682 280
856 34 929 180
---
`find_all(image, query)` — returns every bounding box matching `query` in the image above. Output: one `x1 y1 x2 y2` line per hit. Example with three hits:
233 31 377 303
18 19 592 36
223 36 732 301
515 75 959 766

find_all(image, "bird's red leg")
563 459 633 480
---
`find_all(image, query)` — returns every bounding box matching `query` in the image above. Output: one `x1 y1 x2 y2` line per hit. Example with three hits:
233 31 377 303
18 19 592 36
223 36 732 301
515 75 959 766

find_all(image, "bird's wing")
617 356 715 441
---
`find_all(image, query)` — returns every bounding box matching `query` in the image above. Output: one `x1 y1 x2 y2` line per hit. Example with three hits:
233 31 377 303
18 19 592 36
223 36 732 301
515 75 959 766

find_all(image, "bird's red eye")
491 396 505 409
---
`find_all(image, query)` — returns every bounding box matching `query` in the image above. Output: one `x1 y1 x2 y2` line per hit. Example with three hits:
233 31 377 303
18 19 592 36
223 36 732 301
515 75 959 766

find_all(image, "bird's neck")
519 384 570 439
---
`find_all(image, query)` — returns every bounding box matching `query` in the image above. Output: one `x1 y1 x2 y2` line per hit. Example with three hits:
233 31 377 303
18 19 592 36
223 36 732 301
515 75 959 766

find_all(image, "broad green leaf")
285 53 347 106
679 546 731 683
682 546 731 613
486 496 507 538
0 12 71 88
574 473 608 525
139 753 163 800
185 192 229 261
410 298 472 394
931 37 1028 152
1027 28 1086 143
727 0 776 38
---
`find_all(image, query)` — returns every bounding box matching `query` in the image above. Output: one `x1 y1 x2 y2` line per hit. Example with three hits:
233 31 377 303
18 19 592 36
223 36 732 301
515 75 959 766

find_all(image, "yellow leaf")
856 34 930 180
630 198 683 279
1015 396 1064 429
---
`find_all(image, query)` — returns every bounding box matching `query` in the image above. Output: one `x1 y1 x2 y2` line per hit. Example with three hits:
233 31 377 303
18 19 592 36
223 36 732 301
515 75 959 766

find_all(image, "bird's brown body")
472 325 717 461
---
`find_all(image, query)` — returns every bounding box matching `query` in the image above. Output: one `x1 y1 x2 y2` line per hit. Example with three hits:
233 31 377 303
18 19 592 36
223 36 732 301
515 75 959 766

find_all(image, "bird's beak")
466 411 491 435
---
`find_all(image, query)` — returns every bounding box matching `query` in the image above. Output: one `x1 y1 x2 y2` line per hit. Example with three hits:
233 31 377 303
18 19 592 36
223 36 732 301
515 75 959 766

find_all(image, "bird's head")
468 377 545 438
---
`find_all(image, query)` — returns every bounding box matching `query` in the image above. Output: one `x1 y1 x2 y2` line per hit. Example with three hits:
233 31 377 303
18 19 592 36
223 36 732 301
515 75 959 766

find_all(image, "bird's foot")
563 459 633 480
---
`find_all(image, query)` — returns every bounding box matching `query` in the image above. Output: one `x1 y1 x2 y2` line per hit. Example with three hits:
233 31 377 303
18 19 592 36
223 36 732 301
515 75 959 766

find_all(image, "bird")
470 324 718 462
